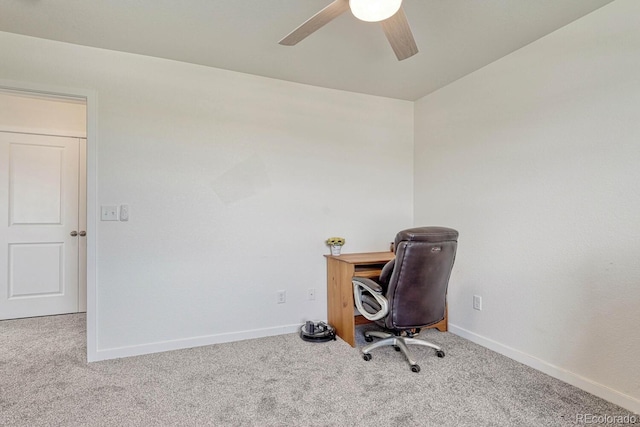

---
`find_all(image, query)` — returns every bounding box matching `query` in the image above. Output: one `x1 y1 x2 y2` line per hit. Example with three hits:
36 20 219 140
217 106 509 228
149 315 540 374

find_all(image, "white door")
0 132 80 320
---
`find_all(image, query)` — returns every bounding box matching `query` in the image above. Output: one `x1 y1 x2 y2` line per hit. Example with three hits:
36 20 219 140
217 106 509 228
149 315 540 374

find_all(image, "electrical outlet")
308 288 316 301
277 290 286 304
473 295 482 311
119 204 129 221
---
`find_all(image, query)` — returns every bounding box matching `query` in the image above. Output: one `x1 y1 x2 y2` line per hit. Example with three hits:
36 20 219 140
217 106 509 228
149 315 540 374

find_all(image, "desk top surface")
324 251 394 265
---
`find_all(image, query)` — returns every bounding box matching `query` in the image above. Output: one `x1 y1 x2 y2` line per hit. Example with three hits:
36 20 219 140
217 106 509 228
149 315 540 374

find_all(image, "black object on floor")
300 321 336 342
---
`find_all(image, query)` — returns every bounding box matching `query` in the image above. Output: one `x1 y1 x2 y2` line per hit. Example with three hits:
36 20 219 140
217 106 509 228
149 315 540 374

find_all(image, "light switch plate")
101 205 118 221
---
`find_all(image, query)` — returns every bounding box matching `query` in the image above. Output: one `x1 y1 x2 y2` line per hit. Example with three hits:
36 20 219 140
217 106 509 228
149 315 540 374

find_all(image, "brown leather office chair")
353 227 458 372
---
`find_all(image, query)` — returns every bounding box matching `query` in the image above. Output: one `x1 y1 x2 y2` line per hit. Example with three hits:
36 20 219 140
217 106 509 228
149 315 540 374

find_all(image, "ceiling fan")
279 0 418 61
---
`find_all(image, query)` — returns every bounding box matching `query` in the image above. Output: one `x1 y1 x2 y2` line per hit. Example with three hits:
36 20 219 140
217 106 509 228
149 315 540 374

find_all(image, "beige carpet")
0 314 634 426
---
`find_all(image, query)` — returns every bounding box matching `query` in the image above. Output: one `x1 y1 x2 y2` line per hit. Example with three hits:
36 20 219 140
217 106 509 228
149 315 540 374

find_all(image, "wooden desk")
325 251 448 347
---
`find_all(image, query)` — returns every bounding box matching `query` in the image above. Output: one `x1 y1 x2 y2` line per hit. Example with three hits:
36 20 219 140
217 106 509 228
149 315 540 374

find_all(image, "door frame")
0 78 98 362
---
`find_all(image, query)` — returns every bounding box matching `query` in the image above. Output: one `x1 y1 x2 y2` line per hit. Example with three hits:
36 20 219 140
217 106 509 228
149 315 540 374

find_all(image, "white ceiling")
0 0 614 101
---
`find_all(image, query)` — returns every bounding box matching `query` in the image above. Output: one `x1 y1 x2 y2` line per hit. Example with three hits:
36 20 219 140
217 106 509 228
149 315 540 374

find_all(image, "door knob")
79 231 86 236
70 231 78 236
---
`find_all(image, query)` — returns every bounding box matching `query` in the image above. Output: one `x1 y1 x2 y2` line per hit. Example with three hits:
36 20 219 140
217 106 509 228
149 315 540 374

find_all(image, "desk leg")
326 259 357 347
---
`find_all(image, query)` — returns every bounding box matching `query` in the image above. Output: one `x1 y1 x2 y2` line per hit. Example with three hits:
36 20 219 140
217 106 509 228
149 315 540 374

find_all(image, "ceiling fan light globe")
349 0 403 22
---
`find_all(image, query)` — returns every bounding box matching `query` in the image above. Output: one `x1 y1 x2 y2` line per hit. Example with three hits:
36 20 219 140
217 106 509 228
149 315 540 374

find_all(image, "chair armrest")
353 277 389 321
353 276 383 293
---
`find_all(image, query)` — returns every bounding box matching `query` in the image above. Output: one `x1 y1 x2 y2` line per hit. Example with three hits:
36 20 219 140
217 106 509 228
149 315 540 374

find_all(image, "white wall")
0 31 413 359
4 0 636 412
0 90 86 137
414 0 640 413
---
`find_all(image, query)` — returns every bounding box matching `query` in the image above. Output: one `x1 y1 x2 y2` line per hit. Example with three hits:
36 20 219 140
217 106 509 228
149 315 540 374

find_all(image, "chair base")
361 330 445 372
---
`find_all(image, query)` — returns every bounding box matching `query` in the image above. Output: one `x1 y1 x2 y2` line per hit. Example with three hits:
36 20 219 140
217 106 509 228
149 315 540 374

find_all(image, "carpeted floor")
0 314 635 426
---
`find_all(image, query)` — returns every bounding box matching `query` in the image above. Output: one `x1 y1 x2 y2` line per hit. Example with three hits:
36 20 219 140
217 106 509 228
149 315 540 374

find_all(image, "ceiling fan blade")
279 0 350 46
380 7 418 61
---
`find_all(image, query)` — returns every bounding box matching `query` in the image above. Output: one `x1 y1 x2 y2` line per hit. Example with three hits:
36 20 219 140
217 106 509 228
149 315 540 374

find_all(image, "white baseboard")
89 323 302 362
449 324 640 415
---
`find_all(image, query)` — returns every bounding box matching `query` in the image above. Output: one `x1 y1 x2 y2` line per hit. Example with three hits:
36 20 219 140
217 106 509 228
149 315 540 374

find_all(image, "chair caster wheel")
436 350 445 358
364 335 373 342
394 346 401 352
363 353 372 361
411 364 421 373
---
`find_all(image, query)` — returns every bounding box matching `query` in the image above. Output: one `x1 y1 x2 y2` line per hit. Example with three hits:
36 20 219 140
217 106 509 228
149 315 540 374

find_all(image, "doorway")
0 89 87 320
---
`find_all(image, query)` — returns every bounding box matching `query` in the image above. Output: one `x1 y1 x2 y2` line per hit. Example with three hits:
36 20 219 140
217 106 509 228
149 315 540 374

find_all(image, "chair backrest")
383 227 458 330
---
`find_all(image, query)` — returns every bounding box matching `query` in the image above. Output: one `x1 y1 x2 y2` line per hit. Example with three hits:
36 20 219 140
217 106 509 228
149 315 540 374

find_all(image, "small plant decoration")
326 237 346 247
326 237 346 256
